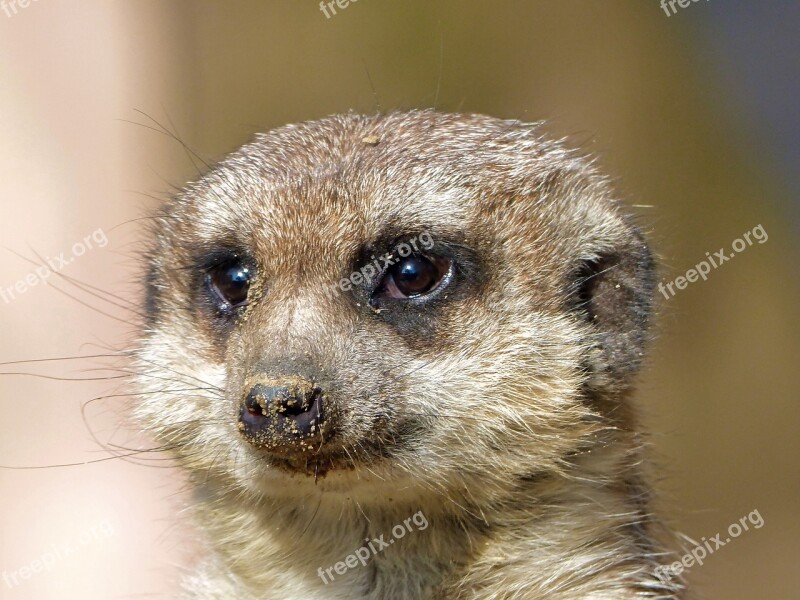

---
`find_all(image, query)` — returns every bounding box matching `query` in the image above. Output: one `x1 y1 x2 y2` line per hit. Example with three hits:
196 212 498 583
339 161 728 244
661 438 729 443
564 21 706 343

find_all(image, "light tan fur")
134 111 682 599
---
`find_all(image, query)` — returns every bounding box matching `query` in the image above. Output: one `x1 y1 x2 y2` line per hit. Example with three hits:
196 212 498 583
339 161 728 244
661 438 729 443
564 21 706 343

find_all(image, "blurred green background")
1 2 797 598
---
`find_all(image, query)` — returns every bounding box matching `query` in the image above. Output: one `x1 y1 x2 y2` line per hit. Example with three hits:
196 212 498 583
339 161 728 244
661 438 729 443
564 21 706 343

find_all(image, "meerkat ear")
574 225 655 392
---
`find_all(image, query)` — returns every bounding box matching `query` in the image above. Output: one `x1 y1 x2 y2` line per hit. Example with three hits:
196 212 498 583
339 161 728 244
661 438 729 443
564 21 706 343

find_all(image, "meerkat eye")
381 256 450 299
207 261 251 308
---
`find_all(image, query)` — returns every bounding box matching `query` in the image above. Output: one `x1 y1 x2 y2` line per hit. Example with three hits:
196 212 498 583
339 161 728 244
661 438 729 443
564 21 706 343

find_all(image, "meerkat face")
136 111 654 504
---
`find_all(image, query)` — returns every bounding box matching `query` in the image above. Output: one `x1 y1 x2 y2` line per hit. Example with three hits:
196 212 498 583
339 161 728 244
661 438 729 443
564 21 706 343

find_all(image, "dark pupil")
393 257 437 296
214 264 250 305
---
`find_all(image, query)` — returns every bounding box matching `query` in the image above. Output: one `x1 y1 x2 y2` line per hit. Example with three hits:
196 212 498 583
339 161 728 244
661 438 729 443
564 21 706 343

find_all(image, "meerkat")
134 110 683 599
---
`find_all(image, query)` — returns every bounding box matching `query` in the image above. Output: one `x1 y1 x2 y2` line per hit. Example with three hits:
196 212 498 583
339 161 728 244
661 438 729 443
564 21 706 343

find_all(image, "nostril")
245 393 265 417
281 389 318 416
239 380 327 448
242 382 321 417
244 384 286 420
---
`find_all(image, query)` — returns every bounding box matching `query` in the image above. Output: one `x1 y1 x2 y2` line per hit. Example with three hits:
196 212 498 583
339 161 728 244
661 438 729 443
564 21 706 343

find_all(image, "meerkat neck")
188 446 678 599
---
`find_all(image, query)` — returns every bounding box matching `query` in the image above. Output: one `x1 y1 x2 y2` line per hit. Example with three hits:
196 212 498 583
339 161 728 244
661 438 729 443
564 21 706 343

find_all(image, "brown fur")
135 110 682 599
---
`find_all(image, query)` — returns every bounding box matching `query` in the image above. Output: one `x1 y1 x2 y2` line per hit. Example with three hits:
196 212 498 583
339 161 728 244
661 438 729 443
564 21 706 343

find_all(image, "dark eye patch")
386 255 447 297
356 232 457 305
207 261 251 308
193 249 257 318
357 236 485 347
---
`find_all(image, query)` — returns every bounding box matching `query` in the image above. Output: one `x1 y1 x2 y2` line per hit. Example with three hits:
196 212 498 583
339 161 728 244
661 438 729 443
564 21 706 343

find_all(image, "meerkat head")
135 110 654 507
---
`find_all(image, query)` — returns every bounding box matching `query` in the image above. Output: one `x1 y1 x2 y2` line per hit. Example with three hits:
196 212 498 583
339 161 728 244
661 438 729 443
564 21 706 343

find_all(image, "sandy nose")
238 379 325 450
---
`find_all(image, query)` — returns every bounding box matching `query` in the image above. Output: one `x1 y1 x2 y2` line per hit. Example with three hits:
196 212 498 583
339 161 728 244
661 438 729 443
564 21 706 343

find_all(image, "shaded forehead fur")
168 110 618 257
148 110 652 392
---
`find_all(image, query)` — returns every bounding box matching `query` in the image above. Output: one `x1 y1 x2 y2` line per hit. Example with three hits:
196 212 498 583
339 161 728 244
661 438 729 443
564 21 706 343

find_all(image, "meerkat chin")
134 110 682 599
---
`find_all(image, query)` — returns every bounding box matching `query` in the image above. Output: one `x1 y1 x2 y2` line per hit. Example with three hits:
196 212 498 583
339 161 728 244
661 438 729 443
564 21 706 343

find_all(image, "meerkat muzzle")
238 378 327 452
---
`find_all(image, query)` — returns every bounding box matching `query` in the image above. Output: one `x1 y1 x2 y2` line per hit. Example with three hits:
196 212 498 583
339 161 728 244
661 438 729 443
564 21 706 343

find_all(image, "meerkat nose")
238 379 326 450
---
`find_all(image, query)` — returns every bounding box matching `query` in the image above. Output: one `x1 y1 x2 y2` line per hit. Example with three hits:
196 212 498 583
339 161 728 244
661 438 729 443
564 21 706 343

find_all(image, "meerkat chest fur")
135 110 681 599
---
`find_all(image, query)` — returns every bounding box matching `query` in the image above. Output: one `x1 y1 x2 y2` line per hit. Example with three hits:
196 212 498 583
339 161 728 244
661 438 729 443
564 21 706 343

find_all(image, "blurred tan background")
0 2 797 599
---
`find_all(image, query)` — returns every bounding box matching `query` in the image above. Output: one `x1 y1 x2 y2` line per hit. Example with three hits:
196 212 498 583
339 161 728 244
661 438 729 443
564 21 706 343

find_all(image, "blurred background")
0 1 797 598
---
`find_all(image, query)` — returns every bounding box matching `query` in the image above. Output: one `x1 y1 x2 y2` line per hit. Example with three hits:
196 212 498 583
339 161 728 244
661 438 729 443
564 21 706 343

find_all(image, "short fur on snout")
135 110 682 599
